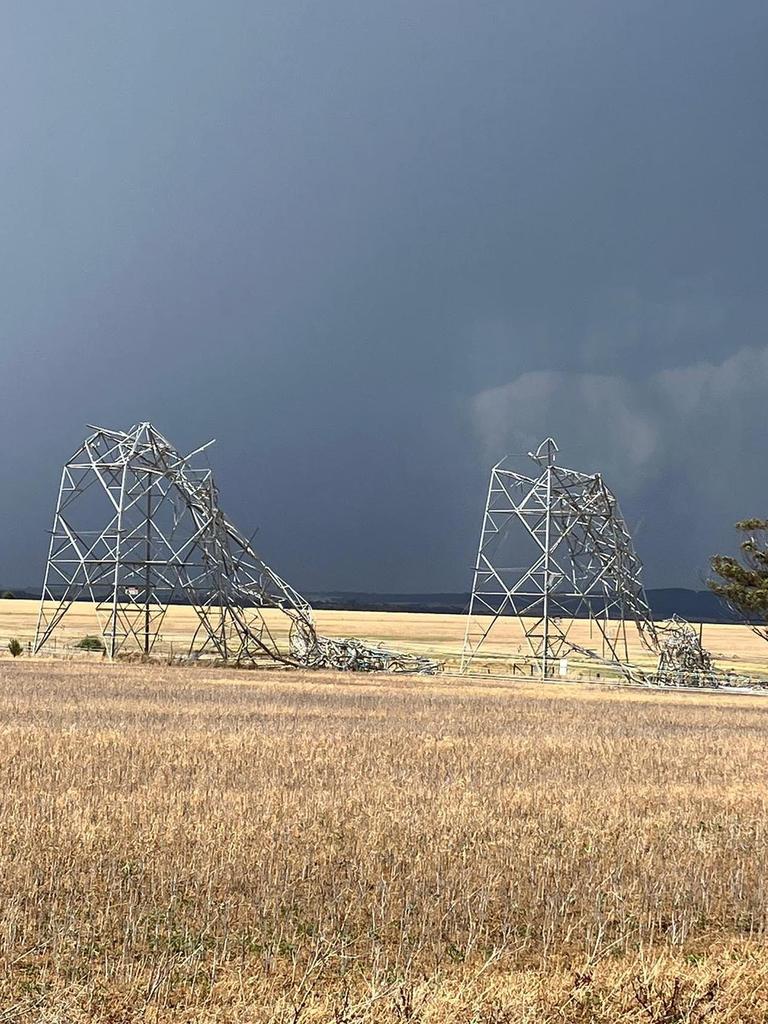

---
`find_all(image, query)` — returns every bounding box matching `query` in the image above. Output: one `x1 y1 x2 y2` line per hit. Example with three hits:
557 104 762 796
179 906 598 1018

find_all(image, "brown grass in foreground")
0 661 767 1021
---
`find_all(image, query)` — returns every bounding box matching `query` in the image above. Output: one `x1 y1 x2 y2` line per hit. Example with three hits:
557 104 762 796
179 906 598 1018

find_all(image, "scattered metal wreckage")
581 616 723 688
33 423 440 674
461 438 659 679
652 615 717 687
291 628 438 673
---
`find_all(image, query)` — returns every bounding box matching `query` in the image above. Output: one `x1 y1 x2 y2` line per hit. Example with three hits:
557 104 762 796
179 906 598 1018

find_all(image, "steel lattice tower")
34 423 439 673
34 423 315 662
460 438 657 676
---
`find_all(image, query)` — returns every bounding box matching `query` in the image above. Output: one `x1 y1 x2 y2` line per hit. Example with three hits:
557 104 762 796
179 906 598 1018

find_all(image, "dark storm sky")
2 1 767 592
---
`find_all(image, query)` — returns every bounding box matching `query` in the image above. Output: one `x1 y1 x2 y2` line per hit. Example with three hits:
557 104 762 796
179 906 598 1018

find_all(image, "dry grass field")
0 658 767 1021
3 599 768 677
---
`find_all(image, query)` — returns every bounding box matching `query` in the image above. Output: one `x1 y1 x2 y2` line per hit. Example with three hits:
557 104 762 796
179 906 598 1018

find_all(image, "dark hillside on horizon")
0 587 748 624
308 588 745 623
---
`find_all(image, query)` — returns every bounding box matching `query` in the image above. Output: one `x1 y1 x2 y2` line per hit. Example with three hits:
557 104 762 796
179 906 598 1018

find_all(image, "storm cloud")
473 342 768 584
1 0 767 592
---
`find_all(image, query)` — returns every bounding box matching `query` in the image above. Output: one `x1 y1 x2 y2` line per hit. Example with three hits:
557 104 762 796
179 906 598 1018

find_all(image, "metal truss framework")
34 423 438 673
654 615 715 687
461 438 657 677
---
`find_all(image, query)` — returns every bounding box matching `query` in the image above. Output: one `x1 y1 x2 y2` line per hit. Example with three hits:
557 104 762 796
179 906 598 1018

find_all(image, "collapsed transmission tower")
34 423 439 673
461 438 657 677
654 616 716 687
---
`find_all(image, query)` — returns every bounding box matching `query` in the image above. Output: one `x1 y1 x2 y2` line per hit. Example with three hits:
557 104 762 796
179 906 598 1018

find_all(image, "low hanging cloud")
470 345 768 585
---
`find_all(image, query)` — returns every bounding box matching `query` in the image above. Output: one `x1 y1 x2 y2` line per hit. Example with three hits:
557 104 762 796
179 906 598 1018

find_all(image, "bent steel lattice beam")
34 423 439 673
653 615 715 687
460 438 657 677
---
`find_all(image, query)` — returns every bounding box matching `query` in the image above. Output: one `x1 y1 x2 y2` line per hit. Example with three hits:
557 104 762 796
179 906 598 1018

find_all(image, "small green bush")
7 639 22 657
75 635 106 653
0 591 14 600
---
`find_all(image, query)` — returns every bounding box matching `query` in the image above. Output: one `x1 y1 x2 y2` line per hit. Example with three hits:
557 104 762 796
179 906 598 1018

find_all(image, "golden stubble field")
0 659 767 1021
3 599 768 676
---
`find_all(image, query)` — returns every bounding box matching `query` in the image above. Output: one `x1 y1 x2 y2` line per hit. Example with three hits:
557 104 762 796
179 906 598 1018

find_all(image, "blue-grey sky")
2 1 767 591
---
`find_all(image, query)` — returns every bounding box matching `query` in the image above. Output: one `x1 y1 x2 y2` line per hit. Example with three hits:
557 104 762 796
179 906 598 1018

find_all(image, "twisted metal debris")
461 438 657 677
34 423 440 674
654 616 716 687
290 624 438 673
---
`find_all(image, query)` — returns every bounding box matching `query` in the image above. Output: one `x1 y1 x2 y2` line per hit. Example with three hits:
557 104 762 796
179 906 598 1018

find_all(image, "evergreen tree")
709 519 768 642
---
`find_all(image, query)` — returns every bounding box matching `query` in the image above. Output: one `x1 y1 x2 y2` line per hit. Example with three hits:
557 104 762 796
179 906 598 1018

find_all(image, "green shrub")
7 639 22 658
75 635 106 653
0 591 14 600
